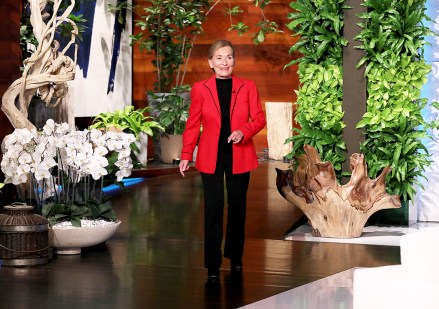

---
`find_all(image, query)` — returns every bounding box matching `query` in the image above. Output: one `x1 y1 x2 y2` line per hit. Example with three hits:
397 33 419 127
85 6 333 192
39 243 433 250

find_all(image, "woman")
179 40 266 284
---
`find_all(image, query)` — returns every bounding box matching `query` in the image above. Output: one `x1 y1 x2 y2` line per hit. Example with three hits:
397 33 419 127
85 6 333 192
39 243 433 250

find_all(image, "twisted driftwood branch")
1 0 77 130
276 144 401 238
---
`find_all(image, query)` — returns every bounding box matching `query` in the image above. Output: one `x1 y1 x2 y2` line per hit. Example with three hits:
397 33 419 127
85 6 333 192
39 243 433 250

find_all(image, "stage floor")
0 161 403 308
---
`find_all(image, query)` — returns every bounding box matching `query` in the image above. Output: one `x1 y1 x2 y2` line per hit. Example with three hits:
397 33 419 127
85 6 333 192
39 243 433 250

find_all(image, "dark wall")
0 0 21 206
0 0 21 138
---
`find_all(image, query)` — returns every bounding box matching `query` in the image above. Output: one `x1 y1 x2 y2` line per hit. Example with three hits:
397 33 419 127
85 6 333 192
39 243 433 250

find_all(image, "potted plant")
0 119 136 254
129 0 207 162
148 89 190 164
90 106 164 166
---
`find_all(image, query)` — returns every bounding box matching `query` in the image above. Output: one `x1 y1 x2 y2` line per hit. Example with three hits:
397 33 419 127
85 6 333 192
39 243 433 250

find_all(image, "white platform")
353 230 439 309
285 222 439 246
243 224 439 309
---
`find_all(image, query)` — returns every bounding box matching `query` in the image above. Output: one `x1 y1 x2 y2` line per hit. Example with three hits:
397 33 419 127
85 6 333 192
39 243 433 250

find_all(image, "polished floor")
0 161 401 309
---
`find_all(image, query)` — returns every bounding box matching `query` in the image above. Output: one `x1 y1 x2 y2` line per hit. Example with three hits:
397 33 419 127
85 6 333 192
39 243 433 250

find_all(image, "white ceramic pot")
49 220 121 255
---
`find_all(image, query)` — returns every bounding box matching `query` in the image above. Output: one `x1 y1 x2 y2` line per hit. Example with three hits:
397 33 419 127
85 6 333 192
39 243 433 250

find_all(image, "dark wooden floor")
0 161 400 309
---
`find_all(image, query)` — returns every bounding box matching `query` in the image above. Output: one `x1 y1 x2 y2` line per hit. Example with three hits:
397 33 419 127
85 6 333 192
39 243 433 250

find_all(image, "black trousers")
200 152 250 270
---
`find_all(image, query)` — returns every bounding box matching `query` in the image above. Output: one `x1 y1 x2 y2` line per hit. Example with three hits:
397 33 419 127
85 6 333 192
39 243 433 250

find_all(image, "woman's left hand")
228 130 244 144
179 160 190 177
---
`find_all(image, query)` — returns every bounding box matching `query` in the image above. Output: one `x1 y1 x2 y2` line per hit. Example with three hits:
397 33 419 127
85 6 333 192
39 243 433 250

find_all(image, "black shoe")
231 260 243 272
207 269 220 284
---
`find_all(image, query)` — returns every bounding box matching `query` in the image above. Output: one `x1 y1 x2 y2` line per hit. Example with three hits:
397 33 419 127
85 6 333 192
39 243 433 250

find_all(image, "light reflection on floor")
240 268 356 309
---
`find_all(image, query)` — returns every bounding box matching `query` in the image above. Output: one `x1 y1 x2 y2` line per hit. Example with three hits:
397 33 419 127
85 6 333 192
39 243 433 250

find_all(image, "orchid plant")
0 119 136 227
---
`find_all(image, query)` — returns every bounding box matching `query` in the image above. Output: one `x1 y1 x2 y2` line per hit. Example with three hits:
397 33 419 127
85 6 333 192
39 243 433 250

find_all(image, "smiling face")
208 46 235 79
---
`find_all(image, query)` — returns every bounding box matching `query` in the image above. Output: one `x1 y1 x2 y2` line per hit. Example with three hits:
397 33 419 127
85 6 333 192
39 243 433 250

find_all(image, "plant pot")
148 92 190 161
367 200 417 226
160 134 183 164
0 203 50 266
49 220 121 255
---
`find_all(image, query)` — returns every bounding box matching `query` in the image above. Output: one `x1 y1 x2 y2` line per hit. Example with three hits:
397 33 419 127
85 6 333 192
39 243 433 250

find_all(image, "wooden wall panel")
132 1 300 152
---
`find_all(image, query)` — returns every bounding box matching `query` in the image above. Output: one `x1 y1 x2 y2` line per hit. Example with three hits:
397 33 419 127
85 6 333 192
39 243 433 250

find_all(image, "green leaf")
71 217 82 227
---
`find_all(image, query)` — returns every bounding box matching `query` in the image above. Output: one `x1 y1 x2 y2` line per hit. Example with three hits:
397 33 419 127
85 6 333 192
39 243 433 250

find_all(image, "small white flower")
18 152 33 164
17 163 31 175
43 119 55 135
94 146 109 157
33 167 52 181
15 173 29 185
90 166 108 180
55 122 70 134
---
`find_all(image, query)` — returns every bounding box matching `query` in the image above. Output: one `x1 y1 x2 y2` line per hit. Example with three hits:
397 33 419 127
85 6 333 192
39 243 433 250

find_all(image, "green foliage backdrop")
286 0 437 200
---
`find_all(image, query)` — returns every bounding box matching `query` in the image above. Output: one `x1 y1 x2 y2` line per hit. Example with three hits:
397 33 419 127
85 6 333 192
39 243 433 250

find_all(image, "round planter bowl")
49 220 121 255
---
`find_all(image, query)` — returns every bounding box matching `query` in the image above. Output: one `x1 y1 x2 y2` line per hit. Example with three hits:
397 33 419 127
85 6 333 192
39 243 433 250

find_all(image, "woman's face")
208 46 235 79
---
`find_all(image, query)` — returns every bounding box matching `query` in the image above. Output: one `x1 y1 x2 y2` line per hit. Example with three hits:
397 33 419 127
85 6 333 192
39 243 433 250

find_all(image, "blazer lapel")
231 76 245 116
203 76 221 116
203 75 245 117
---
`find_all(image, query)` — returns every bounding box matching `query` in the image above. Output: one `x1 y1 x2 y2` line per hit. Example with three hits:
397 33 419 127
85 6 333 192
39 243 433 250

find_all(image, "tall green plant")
285 0 348 177
131 0 210 93
286 0 349 68
355 0 433 72
285 64 346 172
227 0 283 44
131 0 282 93
356 55 432 200
355 0 436 201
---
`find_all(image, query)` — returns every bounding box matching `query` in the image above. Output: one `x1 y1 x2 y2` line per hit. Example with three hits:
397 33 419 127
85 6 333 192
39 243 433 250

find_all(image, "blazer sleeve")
240 80 266 143
181 83 202 161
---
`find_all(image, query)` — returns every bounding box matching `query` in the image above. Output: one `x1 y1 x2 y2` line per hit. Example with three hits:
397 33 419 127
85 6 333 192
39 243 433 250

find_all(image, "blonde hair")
208 40 235 59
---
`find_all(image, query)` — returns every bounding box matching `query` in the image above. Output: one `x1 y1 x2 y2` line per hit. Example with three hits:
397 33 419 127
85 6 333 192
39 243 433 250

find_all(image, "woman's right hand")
179 160 190 177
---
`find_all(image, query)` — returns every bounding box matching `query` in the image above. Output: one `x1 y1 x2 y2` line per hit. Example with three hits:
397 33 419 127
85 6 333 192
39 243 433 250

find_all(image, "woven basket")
0 203 49 266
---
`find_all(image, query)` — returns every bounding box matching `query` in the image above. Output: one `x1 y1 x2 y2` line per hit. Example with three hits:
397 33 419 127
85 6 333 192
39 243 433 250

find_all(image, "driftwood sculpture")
1 0 77 130
276 145 401 238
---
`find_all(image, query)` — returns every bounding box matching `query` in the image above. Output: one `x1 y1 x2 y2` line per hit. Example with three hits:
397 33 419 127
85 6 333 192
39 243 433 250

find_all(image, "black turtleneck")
216 78 233 153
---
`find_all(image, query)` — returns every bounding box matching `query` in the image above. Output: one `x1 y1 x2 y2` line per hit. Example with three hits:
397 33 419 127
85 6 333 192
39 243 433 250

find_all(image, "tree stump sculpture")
1 0 77 130
276 144 401 238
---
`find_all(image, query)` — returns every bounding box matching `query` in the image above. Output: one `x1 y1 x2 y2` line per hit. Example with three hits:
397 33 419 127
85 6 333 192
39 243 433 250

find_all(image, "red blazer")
181 75 266 174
